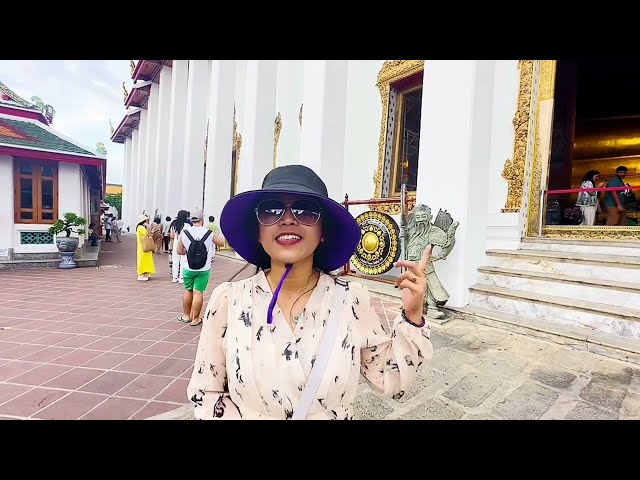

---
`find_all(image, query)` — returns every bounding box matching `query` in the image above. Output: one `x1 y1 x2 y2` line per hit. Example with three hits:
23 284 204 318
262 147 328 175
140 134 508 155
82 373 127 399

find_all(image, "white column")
415 60 495 308
237 60 278 193
136 109 148 216
274 60 304 167
130 128 139 228
0 155 14 257
153 66 172 219
181 60 210 212
122 137 131 221
203 60 236 222
144 83 159 219
298 61 348 199
165 60 189 219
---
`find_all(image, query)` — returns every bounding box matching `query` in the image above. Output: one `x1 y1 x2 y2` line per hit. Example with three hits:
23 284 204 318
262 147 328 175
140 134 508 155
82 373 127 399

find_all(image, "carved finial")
122 82 129 102
273 112 282 167
109 118 115 136
130 60 136 76
299 103 303 127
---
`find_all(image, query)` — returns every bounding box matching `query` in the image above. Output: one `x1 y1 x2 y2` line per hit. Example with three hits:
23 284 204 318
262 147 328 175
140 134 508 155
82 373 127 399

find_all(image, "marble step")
0 258 98 270
477 266 640 309
485 249 640 283
452 305 640 365
468 284 640 340
520 237 640 257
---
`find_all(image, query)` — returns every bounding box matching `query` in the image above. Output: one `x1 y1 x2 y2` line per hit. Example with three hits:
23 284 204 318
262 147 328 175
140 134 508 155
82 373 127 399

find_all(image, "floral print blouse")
187 271 433 420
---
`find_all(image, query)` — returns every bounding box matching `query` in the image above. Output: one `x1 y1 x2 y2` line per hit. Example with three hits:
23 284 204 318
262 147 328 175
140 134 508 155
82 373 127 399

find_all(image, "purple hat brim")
219 189 361 272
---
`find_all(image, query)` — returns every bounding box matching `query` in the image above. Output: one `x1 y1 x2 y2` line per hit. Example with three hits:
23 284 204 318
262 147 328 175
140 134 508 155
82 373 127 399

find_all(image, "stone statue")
405 204 459 319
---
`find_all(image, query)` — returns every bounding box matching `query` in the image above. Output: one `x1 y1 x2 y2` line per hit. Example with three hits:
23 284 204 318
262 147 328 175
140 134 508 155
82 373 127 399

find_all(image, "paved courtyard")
1 234 639 420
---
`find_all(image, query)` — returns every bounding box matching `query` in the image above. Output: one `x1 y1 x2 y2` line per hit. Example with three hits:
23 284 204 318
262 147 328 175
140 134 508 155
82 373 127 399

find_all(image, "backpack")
183 229 212 270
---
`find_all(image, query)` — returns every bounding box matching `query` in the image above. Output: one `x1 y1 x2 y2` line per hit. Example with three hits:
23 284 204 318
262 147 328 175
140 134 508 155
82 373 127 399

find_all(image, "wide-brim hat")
137 214 149 225
220 164 360 272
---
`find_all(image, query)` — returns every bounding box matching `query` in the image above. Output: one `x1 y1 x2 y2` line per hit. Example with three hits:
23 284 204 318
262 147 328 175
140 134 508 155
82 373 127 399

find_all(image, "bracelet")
402 309 426 328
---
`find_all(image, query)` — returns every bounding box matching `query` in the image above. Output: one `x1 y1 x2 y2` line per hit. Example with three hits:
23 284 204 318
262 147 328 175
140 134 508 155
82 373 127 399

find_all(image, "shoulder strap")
201 229 212 242
184 230 194 242
291 282 347 420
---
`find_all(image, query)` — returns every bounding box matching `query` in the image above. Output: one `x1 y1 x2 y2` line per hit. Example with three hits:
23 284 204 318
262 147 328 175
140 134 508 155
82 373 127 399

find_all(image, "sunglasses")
255 199 323 226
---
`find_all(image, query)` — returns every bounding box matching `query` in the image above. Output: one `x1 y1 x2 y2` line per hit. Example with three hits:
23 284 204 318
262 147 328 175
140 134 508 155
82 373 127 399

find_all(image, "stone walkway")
354 319 640 420
1 234 638 420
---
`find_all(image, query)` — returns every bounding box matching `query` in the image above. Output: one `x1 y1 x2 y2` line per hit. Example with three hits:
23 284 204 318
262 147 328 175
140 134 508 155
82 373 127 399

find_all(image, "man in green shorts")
177 209 225 326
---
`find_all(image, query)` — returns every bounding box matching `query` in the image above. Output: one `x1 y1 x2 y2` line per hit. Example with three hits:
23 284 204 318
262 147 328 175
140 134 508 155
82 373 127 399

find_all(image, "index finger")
418 245 432 270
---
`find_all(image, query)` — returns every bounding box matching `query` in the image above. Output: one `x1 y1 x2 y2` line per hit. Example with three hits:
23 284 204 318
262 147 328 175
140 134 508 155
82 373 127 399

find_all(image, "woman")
576 169 603 226
136 214 156 281
169 210 189 283
187 165 433 420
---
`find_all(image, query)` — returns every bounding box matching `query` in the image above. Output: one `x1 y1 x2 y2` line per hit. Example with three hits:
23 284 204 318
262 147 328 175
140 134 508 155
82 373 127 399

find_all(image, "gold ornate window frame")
371 60 424 215
518 60 640 241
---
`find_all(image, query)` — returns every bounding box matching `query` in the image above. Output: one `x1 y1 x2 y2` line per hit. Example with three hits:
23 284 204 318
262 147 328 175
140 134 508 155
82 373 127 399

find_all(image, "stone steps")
485 249 640 283
476 266 640 309
520 237 640 256
0 257 98 270
451 305 640 365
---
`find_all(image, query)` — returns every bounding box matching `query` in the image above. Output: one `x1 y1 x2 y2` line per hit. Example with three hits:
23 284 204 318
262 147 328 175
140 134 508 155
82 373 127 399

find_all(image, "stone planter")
55 236 79 269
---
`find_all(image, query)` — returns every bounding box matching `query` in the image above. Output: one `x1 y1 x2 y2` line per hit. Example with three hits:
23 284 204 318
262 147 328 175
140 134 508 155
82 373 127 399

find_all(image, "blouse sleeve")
349 281 433 400
186 282 242 420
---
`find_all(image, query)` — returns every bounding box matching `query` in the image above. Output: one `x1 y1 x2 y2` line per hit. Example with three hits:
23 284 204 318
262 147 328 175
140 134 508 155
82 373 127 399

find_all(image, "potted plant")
48 212 87 269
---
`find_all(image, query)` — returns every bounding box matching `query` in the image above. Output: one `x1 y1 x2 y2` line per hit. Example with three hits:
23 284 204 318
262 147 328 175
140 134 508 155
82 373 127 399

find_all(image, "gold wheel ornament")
351 211 400 275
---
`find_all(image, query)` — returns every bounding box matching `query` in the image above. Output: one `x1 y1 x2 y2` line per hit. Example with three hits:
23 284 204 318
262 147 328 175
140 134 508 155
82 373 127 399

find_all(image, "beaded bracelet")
401 309 426 328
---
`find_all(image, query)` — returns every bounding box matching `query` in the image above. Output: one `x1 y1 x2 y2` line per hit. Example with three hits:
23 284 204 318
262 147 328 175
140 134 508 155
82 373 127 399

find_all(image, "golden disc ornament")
351 211 400 275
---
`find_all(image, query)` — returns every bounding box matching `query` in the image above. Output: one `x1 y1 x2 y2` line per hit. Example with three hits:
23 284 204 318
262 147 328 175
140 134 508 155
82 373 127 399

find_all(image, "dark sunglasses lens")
257 200 285 225
291 200 321 225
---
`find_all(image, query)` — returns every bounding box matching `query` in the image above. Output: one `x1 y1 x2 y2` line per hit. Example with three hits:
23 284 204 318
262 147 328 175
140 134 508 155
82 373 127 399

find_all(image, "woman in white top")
576 169 603 226
187 165 433 420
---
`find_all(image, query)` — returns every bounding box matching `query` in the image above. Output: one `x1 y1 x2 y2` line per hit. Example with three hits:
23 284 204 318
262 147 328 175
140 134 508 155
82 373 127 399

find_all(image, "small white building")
0 80 107 262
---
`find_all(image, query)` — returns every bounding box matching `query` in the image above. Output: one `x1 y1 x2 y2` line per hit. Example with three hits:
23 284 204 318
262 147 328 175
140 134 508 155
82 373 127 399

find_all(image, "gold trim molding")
372 60 424 215
273 112 282 167
542 226 640 241
501 60 534 213
232 105 242 196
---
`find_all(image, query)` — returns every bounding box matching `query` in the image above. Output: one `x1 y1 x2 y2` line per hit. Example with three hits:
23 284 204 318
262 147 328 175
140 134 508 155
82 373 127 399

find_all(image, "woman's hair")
582 169 600 183
153 216 161 224
170 210 189 236
137 220 146 227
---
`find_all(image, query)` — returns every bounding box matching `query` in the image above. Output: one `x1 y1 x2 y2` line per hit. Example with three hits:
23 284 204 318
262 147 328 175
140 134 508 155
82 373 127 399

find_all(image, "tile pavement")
0 234 402 420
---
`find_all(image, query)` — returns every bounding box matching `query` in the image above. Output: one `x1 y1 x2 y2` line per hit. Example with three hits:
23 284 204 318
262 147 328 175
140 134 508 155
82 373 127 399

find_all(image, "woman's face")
257 194 323 267
593 173 599 182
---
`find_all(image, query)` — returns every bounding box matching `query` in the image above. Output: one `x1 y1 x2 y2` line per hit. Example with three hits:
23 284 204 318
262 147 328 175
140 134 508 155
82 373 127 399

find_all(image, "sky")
0 60 134 185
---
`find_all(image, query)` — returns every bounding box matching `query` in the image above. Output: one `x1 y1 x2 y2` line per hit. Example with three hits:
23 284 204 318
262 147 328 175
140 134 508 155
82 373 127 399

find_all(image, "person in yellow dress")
136 214 156 281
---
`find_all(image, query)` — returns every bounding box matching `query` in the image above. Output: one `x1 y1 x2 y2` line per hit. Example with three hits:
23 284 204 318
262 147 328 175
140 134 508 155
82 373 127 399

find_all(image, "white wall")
0 154 14 257
234 60 248 137
342 60 386 219
485 60 521 250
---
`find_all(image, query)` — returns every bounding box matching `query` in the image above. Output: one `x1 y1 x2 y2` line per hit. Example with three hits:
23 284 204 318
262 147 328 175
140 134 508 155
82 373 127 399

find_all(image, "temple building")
112 60 640 348
0 80 107 264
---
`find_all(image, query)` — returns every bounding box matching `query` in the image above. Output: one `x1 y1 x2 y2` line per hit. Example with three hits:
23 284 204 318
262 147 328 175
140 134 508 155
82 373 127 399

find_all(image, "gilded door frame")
371 60 424 215
515 60 640 241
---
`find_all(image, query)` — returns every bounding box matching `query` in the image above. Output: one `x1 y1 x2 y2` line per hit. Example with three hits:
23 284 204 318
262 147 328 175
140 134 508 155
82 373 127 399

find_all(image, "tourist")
136 214 156 281
110 216 122 242
576 169 603 226
176 209 225 326
162 216 172 253
169 210 189 284
605 166 628 226
187 165 433 420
